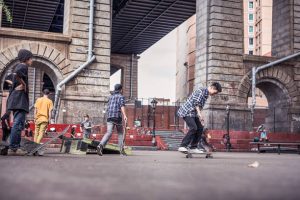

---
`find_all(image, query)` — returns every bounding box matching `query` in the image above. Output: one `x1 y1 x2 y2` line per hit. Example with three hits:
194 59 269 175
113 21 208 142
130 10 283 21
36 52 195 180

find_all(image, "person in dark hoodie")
7 49 33 155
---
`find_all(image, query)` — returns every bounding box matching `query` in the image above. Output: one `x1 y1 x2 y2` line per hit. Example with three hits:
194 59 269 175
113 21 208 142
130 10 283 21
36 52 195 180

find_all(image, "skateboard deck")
0 140 42 155
82 138 132 155
21 138 45 156
0 139 44 156
120 121 128 156
0 126 70 156
26 126 70 156
181 149 213 158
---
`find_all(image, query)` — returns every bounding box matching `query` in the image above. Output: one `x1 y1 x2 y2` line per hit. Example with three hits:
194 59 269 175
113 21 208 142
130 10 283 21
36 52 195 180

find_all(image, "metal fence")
126 98 185 130
252 106 291 133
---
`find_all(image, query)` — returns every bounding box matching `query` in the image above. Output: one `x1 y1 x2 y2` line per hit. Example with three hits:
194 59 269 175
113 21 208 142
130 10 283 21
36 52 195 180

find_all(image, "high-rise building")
176 15 196 102
244 0 273 56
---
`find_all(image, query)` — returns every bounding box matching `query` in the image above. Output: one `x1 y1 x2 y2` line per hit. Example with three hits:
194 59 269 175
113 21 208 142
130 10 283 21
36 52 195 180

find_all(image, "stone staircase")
156 131 185 151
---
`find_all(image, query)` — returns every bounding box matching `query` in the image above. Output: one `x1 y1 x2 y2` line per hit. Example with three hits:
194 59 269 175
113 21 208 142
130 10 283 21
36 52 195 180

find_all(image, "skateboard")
0 139 44 156
80 138 133 155
0 126 70 156
120 120 128 156
26 126 70 156
181 148 213 159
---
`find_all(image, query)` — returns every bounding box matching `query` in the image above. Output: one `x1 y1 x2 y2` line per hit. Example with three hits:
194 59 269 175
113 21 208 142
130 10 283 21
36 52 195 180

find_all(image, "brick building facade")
0 0 299 133
176 0 300 133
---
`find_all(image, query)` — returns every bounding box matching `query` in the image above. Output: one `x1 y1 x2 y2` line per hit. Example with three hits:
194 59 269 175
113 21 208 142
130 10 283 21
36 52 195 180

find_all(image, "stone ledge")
0 28 72 43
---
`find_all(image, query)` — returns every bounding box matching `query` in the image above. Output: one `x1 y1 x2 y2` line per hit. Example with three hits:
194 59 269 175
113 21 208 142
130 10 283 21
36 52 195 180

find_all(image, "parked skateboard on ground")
0 139 45 156
181 148 213 159
120 120 128 156
26 126 70 156
0 126 70 156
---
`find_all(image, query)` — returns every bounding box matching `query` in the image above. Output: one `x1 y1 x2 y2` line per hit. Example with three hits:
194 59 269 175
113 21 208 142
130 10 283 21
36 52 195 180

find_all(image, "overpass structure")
0 0 299 132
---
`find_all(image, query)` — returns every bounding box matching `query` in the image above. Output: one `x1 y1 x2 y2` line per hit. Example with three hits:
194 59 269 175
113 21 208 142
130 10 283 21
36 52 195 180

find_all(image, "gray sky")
138 29 176 102
110 29 177 102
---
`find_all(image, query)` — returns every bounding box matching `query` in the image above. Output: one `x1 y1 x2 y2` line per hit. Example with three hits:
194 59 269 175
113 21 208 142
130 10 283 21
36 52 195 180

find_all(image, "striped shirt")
177 88 209 117
106 92 125 119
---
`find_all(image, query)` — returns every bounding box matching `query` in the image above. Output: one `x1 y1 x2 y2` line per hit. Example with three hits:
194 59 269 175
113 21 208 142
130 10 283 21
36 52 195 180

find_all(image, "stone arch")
237 67 298 104
237 66 299 132
0 42 71 76
0 43 71 117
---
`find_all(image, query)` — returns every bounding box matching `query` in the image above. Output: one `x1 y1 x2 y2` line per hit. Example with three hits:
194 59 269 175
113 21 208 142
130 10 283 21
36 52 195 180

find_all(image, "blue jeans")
100 122 123 147
9 110 26 150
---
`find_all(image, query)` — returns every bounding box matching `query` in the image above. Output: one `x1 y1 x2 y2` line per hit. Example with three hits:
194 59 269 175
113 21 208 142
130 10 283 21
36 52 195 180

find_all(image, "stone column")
0 4 2 27
195 0 251 130
272 0 300 57
58 0 111 124
271 0 300 132
111 53 138 101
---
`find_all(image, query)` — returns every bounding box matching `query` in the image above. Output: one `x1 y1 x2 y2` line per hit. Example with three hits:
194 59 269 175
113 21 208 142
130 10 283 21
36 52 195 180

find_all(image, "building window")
249 13 254 22
249 1 254 9
249 51 253 55
249 26 254 33
249 38 254 45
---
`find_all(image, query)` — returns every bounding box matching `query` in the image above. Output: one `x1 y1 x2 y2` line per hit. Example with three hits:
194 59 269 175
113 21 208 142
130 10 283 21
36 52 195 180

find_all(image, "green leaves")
1 0 13 23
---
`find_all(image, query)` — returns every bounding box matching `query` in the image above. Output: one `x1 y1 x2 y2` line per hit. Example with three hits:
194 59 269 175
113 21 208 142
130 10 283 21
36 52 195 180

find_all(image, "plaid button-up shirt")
177 88 209 117
106 92 125 119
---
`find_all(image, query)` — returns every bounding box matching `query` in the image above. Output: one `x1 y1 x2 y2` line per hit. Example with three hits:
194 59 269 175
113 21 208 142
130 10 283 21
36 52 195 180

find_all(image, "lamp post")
151 98 158 146
225 105 231 152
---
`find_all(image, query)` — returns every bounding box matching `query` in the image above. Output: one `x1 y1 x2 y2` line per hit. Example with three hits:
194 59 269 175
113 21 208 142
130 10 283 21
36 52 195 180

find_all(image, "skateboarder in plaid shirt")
177 82 222 154
97 84 128 156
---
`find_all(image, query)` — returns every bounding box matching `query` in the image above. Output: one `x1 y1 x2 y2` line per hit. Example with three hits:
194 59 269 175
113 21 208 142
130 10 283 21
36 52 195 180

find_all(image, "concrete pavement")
0 151 300 200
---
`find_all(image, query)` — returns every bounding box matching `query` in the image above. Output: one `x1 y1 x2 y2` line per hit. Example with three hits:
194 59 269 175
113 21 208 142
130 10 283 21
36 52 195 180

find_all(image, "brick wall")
126 105 183 130
59 0 112 124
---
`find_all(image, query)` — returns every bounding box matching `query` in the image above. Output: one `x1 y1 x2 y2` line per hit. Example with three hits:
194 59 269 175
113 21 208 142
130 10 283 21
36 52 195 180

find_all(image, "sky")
110 29 177 102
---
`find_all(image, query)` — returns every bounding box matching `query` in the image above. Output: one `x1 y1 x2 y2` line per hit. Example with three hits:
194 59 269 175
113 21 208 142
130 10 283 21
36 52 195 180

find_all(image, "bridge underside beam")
112 0 196 54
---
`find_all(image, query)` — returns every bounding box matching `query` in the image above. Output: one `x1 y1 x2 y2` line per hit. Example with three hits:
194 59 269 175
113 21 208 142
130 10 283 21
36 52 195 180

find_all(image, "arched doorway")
248 79 291 132
0 57 63 119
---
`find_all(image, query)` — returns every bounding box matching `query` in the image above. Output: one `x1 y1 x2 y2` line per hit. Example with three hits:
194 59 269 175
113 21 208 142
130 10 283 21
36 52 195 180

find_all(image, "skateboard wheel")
186 155 189 158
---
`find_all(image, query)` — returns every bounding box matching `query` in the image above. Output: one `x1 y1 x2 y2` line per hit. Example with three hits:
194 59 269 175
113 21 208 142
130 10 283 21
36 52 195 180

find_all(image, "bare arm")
196 106 205 126
34 108 37 122
5 80 13 85
121 106 127 122
48 108 52 124
14 74 27 92
5 119 10 129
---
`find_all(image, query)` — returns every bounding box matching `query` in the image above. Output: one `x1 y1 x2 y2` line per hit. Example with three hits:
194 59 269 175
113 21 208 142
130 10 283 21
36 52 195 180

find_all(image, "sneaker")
178 146 188 152
7 149 17 156
15 148 27 156
97 144 103 156
34 150 44 156
190 148 205 154
120 149 127 156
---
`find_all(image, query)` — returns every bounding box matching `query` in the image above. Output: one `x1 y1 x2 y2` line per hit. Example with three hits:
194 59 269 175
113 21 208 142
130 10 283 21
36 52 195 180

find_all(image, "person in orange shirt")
34 89 53 144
